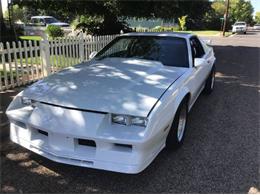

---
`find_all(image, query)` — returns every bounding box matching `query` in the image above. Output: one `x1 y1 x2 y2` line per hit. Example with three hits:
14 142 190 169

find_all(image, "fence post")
40 38 51 77
79 32 84 62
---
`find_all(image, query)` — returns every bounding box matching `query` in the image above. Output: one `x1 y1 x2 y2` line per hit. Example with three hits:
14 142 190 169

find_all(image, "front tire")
166 99 188 151
204 65 216 94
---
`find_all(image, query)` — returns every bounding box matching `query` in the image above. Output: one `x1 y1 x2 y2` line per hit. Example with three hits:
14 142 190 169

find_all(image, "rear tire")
244 31 246 34
204 65 215 94
166 99 188 151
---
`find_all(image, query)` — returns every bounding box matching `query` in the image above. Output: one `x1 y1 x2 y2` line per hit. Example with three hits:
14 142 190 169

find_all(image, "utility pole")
222 0 230 36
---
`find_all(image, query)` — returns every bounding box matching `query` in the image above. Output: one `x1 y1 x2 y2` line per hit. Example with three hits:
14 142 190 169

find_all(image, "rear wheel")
166 99 188 151
204 65 215 94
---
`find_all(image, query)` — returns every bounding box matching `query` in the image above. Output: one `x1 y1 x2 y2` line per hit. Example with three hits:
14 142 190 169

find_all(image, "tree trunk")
222 0 230 36
0 0 7 42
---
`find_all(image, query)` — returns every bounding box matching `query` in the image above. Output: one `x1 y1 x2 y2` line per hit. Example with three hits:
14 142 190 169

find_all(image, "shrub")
45 25 64 38
178 15 188 31
72 14 132 35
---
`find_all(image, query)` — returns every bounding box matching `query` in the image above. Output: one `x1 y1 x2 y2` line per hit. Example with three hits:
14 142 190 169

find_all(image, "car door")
189 36 211 105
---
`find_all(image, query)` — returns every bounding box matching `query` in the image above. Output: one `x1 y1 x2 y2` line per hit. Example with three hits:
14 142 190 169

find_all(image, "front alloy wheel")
166 99 188 150
204 65 216 94
177 105 187 142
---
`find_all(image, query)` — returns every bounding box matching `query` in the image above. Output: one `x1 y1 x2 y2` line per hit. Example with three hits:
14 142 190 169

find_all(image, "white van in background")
24 16 71 36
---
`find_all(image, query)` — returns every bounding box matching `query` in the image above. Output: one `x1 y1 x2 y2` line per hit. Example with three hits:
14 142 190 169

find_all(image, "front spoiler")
9 121 164 174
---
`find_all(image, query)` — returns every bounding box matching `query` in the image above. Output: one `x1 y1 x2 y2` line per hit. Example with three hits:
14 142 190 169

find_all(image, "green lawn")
186 30 221 36
0 55 78 77
0 70 17 78
19 36 42 41
180 30 233 37
19 55 78 69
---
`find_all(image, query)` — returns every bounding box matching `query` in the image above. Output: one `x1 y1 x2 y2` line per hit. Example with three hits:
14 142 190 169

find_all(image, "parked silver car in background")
253 24 260 30
232 21 247 34
24 16 71 36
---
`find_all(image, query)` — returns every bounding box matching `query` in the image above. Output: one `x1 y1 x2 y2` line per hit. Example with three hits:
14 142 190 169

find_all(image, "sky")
1 0 260 16
250 0 260 15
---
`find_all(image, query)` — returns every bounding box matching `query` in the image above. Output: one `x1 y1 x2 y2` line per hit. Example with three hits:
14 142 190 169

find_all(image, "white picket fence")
0 34 118 91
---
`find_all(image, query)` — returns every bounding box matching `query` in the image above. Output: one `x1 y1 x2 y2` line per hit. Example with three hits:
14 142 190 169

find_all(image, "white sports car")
6 32 216 174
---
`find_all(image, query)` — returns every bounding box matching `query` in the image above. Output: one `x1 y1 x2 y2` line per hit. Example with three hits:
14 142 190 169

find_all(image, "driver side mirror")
89 51 97 59
194 58 206 67
203 39 212 46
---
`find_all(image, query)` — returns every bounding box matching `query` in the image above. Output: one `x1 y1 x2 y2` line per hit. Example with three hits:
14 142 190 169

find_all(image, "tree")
222 0 230 36
13 0 212 32
204 0 226 30
4 4 26 22
204 0 254 30
255 12 260 24
230 0 254 24
0 0 6 32
211 0 226 15
178 15 188 31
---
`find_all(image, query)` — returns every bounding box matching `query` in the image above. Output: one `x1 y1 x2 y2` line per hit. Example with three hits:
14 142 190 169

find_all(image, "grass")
0 70 18 79
19 31 232 42
223 31 233 37
19 55 78 69
0 55 78 80
187 30 221 36
172 30 221 36
179 30 233 37
19 36 42 41
152 30 232 37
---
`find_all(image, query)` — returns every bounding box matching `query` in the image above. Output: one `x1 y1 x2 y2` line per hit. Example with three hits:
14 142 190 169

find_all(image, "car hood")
23 58 186 117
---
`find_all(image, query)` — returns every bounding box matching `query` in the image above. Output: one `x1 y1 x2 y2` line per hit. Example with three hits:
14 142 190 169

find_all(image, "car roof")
122 32 195 39
31 16 54 19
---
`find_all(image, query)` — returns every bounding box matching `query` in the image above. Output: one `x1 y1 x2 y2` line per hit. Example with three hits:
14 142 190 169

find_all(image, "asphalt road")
0 31 259 193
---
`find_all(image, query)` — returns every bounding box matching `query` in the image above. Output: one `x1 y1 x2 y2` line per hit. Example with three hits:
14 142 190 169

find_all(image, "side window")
40 19 45 23
31 19 37 24
39 19 46 26
190 37 205 59
31 18 40 26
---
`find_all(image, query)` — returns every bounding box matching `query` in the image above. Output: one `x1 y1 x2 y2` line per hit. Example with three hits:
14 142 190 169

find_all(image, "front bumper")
7 103 163 174
232 28 246 33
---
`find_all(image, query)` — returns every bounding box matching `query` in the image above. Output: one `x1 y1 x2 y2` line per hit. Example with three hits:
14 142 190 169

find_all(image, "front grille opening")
114 143 132 149
38 129 48 136
78 139 96 147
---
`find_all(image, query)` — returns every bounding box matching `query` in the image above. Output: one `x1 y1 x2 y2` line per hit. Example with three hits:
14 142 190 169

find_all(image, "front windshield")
235 22 246 25
95 36 189 68
44 17 59 24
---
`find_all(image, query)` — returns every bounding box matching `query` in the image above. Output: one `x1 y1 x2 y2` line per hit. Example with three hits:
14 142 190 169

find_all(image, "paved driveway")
0 31 259 193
